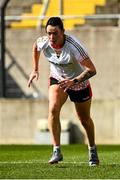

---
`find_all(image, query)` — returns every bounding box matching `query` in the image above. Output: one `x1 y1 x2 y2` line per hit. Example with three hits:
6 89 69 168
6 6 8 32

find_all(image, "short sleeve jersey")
36 34 90 90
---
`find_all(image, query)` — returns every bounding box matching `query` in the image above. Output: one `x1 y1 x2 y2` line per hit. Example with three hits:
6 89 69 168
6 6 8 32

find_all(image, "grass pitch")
0 144 120 179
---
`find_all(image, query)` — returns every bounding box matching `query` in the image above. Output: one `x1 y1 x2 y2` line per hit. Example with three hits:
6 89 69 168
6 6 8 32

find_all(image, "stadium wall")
0 98 120 144
0 26 120 144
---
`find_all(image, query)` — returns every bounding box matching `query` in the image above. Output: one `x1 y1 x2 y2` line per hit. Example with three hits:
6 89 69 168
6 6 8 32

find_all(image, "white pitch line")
0 161 87 164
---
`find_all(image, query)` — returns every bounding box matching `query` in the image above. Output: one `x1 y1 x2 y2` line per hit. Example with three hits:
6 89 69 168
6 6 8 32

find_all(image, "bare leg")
48 85 68 146
75 99 99 166
74 99 95 147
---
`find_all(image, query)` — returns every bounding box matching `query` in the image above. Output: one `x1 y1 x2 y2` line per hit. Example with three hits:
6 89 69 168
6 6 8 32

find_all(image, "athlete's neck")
52 44 63 49
51 35 65 49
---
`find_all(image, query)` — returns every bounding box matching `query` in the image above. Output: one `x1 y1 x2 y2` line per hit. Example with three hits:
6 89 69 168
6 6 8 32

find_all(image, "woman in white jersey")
28 17 99 166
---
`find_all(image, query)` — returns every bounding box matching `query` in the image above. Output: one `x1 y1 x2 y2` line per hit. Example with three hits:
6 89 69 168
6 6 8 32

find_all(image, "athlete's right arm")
28 42 40 87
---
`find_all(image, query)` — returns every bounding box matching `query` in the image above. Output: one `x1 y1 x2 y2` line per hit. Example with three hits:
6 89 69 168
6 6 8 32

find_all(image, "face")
46 25 64 46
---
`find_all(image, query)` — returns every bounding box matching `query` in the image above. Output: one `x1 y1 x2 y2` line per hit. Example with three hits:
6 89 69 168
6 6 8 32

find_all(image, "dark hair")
45 17 64 30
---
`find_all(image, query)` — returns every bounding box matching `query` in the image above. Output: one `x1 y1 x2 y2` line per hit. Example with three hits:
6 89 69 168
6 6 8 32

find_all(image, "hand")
58 77 74 92
28 71 39 87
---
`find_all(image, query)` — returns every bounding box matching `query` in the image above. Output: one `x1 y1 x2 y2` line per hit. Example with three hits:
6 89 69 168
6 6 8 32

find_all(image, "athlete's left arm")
58 58 96 92
76 57 97 83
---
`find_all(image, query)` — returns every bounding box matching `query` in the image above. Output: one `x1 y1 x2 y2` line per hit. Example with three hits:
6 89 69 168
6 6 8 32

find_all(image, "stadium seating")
42 0 59 27
10 0 106 29
86 0 120 26
11 4 42 28
63 0 106 29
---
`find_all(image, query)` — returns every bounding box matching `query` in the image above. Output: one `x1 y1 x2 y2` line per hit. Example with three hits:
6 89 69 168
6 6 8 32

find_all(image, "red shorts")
49 77 92 102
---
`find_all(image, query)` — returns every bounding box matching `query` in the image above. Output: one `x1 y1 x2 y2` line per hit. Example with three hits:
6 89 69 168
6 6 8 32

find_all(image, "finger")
28 79 32 87
58 80 67 85
28 75 35 87
35 74 39 81
64 88 67 92
64 85 70 92
59 84 68 90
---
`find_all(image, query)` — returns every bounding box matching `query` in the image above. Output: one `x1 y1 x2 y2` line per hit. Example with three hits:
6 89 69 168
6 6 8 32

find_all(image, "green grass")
0 144 120 179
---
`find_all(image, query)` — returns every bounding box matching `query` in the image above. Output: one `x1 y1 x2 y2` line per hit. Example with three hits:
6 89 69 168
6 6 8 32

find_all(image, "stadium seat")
10 0 106 29
42 0 59 27
63 0 106 29
10 4 42 28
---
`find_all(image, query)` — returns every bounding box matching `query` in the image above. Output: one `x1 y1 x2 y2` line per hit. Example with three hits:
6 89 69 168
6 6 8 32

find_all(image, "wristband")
73 78 79 84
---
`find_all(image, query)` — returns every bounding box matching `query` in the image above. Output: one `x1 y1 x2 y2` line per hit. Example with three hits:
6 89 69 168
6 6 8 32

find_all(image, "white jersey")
36 34 90 90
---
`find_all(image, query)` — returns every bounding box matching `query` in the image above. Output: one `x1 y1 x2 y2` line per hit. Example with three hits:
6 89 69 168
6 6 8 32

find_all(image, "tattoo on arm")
78 70 96 83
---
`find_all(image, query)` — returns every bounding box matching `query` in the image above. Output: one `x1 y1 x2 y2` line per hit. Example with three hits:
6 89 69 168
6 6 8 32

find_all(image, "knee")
48 105 60 119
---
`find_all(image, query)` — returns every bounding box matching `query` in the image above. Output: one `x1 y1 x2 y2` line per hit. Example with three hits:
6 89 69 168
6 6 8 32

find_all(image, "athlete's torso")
36 34 90 90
